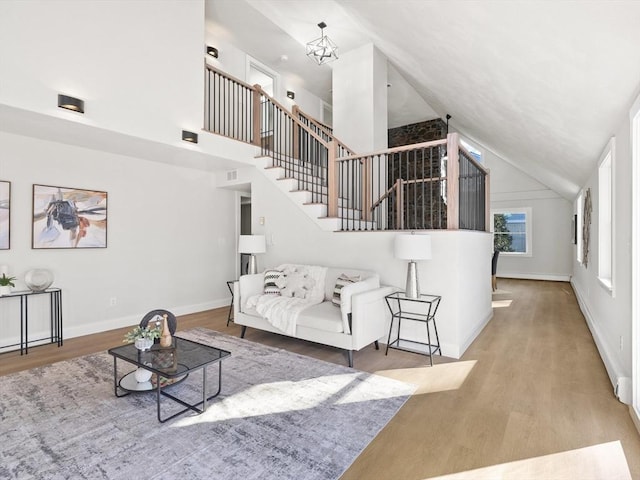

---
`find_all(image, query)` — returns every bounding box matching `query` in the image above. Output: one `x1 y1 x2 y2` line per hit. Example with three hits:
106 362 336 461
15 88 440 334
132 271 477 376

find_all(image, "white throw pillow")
263 269 283 295
332 274 361 307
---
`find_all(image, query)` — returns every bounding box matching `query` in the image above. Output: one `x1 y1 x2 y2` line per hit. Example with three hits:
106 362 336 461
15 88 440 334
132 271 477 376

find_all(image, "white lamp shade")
238 235 266 254
394 233 432 260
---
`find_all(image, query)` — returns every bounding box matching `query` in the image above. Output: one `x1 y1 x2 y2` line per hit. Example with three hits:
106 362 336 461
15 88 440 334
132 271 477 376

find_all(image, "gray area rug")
0 328 415 479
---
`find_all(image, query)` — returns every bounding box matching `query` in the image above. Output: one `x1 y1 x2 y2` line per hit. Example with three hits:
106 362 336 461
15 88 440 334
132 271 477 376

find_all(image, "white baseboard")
498 272 571 282
459 309 494 357
630 405 640 435
571 279 630 405
21 297 232 345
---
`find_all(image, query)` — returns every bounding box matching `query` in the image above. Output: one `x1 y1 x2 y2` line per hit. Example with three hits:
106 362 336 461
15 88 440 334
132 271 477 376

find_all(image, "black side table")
385 291 442 366
226 281 236 326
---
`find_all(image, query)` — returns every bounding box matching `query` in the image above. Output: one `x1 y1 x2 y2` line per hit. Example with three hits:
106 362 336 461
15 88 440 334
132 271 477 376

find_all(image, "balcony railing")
204 65 489 233
332 133 488 231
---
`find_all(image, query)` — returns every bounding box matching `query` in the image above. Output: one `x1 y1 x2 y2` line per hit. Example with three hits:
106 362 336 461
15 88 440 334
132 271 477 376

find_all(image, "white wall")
0 131 236 347
571 114 633 402
0 0 205 146
485 149 573 280
232 168 493 358
204 27 325 120
333 44 388 152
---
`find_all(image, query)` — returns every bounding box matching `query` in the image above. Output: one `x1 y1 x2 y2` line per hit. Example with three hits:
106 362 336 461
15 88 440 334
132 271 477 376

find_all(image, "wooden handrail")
336 138 447 162
370 183 397 211
205 63 255 91
369 177 444 212
293 105 333 135
253 85 331 148
293 105 357 157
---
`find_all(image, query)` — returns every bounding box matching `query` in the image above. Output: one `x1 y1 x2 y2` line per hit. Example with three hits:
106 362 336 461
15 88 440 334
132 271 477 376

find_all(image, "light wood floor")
1 279 639 479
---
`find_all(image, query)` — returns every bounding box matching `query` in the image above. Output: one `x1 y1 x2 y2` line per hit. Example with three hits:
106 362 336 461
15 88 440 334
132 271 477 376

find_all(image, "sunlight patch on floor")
169 372 412 428
425 441 631 480
374 360 477 395
492 299 513 308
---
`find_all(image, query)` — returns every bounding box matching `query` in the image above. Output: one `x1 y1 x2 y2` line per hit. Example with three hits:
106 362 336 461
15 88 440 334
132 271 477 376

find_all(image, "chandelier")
306 22 338 66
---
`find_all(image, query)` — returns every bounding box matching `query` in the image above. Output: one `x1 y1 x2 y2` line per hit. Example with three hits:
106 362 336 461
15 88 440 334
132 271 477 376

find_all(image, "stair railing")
204 65 489 232
335 133 489 232
204 64 257 145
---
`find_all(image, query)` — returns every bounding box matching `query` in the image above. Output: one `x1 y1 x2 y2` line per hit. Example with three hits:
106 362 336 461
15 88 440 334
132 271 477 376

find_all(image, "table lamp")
238 234 266 274
394 233 432 299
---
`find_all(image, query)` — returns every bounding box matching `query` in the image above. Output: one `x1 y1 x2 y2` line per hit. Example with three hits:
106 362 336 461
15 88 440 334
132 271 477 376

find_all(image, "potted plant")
123 325 161 351
0 274 16 296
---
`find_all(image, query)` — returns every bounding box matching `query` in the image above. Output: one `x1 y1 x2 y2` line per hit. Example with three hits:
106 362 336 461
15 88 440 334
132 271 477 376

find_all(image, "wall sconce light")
182 130 198 144
57 94 84 113
286 90 295 100
206 46 219 58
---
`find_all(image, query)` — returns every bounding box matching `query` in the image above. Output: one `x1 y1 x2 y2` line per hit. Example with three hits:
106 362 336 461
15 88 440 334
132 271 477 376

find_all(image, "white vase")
134 367 153 383
134 338 153 351
0 286 12 296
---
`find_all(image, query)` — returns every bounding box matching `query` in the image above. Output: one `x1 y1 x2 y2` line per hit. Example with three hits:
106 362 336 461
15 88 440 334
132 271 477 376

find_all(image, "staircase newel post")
252 84 261 148
446 133 460 230
328 140 338 218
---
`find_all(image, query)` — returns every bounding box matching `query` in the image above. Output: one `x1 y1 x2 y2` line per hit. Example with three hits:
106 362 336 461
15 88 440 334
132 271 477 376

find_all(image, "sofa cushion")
297 301 344 333
263 269 283 295
332 273 361 307
324 268 378 301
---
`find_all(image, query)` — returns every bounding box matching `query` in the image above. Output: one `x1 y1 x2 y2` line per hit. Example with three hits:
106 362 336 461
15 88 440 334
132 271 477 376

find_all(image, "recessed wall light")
286 90 295 100
206 46 218 58
57 94 84 113
182 130 198 143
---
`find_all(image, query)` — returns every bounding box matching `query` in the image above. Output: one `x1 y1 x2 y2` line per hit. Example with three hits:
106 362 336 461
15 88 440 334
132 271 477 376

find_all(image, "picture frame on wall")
32 184 108 249
572 213 577 245
0 180 10 250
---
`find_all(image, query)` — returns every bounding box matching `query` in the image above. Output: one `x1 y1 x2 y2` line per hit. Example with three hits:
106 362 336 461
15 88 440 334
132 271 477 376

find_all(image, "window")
491 208 532 256
598 138 615 293
460 139 483 164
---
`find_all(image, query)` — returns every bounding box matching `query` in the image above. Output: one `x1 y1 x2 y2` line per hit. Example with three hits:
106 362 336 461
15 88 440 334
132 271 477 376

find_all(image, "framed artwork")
582 188 592 267
0 181 9 250
32 184 107 249
572 214 577 245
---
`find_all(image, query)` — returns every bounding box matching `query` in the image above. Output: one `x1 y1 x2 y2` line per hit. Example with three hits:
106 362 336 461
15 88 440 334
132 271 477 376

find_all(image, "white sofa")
233 265 396 367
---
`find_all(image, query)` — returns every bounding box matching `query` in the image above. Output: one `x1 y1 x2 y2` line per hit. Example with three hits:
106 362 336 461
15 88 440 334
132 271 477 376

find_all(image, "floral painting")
0 181 9 250
32 184 107 249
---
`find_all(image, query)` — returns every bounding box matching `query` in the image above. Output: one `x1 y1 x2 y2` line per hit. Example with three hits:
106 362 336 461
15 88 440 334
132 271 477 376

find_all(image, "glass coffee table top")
108 337 231 379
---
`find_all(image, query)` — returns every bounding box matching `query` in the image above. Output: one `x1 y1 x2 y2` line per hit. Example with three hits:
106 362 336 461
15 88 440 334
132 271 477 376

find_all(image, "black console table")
385 291 442 366
0 288 63 355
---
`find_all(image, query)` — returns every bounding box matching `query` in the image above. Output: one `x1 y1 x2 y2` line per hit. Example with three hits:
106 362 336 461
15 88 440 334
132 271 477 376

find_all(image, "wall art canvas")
0 181 9 250
32 184 107 249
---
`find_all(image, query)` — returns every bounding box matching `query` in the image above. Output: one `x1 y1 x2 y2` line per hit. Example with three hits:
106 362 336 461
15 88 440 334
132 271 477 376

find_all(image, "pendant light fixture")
306 22 338 66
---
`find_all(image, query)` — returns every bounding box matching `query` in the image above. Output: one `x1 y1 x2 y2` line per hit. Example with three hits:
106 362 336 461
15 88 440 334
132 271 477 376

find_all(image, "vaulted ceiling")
206 1 640 199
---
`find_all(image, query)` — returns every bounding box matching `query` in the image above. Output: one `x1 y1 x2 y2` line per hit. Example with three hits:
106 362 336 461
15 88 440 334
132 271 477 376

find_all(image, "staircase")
255 154 375 231
204 63 490 233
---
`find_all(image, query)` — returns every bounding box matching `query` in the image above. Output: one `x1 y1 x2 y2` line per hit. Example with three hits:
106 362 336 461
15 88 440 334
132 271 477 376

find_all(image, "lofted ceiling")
206 0 640 199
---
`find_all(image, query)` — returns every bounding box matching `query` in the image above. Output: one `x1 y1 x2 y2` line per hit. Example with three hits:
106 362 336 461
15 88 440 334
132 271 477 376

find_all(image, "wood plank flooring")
1 279 639 479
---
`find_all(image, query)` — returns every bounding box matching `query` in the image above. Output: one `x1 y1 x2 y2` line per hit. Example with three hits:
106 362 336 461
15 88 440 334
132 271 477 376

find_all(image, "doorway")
240 194 252 276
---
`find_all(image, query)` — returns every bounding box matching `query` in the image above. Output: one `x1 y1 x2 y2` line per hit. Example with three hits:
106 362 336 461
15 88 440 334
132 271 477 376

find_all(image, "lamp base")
248 254 258 274
405 261 420 299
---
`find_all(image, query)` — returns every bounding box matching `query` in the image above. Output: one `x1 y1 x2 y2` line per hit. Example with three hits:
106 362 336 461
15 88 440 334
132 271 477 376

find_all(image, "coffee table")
108 337 231 423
